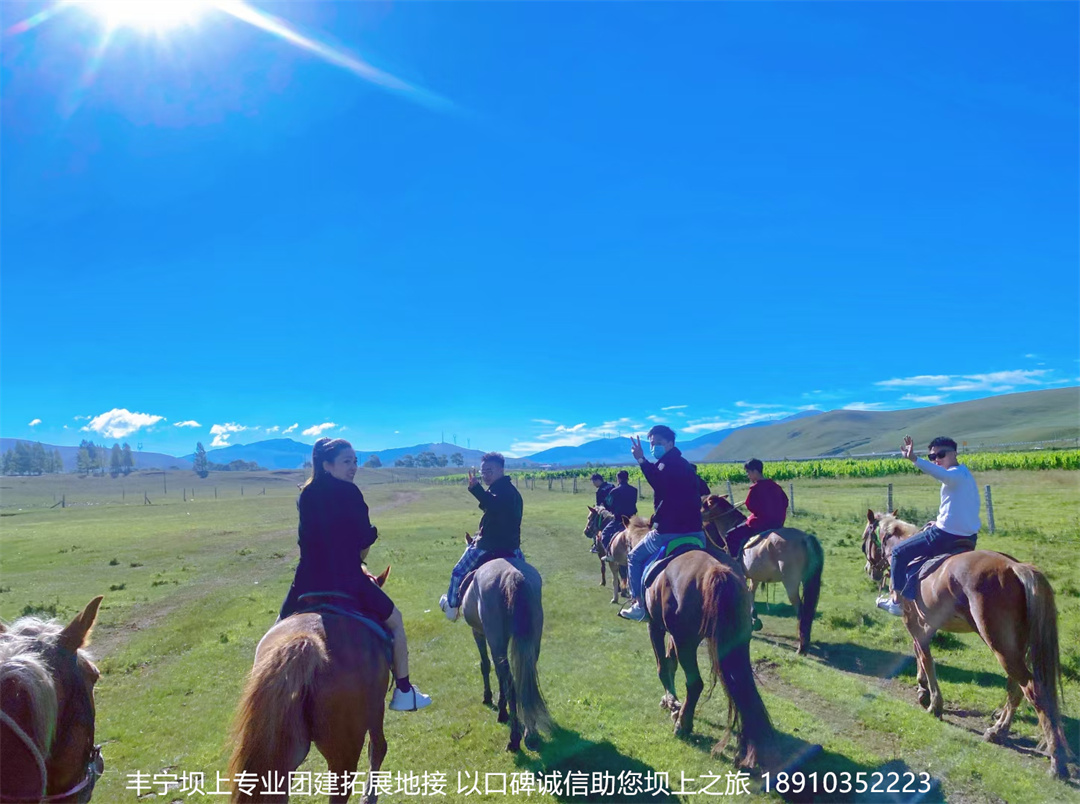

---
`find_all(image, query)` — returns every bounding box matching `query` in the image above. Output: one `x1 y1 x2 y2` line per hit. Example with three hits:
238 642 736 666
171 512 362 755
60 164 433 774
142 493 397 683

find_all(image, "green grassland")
1 469 1078 802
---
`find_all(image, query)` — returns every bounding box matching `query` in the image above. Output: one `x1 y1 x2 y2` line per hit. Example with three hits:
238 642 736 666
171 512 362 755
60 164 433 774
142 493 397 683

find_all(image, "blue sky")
2 0 1077 458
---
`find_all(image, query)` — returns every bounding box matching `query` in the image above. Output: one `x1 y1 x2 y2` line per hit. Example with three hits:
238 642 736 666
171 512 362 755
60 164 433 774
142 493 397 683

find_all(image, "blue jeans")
599 518 623 552
446 544 525 608
890 524 975 598
628 530 704 601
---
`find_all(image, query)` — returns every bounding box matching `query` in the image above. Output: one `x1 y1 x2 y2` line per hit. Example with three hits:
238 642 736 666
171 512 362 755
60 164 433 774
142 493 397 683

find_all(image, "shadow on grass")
513 725 680 802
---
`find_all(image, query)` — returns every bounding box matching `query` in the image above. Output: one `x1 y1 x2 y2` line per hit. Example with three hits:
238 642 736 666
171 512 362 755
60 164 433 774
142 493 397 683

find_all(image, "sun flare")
84 0 212 31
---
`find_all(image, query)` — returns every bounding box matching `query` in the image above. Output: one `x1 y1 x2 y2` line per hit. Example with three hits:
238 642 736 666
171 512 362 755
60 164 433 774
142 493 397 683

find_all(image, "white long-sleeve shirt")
913 458 982 536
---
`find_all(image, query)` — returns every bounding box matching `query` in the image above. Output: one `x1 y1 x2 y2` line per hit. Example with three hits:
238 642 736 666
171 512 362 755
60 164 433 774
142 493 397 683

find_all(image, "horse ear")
866 509 875 524
588 506 597 514
621 515 631 527
375 566 391 587
465 531 473 545
891 509 898 517
59 596 103 652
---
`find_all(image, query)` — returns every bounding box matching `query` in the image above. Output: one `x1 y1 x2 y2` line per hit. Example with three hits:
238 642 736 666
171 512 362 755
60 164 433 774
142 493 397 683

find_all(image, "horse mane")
878 514 919 544
624 515 651 533
0 618 65 755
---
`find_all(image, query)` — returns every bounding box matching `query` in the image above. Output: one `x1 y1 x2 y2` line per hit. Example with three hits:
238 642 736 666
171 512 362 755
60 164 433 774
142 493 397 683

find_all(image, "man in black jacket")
588 473 615 551
599 470 638 551
440 452 525 622
619 425 707 621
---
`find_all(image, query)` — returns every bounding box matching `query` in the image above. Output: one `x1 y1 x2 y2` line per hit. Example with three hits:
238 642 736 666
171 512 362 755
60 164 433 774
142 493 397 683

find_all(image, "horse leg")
649 621 680 717
610 561 622 604
672 639 705 738
907 615 943 718
780 568 806 654
599 550 607 586
985 679 1023 744
748 578 763 632
358 720 388 804
472 630 494 708
316 725 365 804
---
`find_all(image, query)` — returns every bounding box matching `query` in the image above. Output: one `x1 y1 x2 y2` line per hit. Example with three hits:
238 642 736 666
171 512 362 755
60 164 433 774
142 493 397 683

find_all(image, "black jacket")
604 482 639 519
470 475 523 552
291 475 378 601
637 447 704 534
594 482 615 508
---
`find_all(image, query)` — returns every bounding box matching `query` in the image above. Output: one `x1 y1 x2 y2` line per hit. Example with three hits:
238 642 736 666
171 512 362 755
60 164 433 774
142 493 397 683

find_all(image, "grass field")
1 469 1078 802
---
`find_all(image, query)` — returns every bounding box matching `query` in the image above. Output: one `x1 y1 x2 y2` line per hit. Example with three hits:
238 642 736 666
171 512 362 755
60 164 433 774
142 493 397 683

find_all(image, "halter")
0 700 104 804
863 521 890 578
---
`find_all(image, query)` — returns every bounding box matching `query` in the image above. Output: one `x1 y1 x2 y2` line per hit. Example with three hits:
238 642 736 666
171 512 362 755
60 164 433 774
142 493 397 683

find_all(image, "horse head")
364 566 391 588
862 509 904 583
0 596 105 804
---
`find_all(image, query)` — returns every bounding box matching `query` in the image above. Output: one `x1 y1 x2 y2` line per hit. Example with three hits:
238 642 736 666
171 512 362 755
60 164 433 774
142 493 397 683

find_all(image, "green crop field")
1 468 1078 802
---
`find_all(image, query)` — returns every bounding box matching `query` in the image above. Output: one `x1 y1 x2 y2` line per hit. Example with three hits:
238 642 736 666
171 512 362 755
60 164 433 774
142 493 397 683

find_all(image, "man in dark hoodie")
619 425 706 621
440 451 524 622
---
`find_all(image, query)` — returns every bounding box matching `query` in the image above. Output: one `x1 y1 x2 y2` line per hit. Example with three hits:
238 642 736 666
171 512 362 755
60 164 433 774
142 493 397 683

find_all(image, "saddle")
295 592 394 663
642 534 707 590
899 538 978 601
459 550 521 602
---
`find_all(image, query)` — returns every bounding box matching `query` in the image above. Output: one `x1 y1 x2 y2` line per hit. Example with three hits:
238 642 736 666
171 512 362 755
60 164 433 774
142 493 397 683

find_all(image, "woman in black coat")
280 437 431 711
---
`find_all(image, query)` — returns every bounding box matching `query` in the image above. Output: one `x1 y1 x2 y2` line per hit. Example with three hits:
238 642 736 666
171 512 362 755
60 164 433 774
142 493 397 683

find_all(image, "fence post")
789 483 796 515
62 494 65 509
726 480 734 502
548 478 553 491
638 478 643 500
122 488 125 502
183 488 187 502
984 485 995 534
241 486 244 497
887 483 893 513
215 487 218 499
572 477 577 494
561 478 564 492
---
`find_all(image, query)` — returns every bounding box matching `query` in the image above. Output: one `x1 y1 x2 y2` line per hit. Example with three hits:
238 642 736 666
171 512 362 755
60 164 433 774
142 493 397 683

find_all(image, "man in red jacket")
725 458 788 557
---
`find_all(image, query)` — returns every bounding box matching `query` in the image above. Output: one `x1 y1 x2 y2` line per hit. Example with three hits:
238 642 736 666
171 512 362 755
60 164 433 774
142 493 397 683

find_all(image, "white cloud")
532 419 556 425
173 420 201 428
681 409 784 434
265 425 280 433
28 418 41 427
208 422 248 448
660 404 688 411
842 402 889 411
63 425 69 430
82 408 165 439
73 415 91 421
394 430 400 434
302 422 337 437
875 374 952 388
283 423 299 434
510 418 647 455
876 369 1051 394
901 394 946 404
646 415 667 423
734 401 785 409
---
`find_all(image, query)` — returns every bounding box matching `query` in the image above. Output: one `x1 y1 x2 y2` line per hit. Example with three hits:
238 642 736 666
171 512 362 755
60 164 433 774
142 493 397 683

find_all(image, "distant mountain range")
704 386 1080 461
5 388 1075 473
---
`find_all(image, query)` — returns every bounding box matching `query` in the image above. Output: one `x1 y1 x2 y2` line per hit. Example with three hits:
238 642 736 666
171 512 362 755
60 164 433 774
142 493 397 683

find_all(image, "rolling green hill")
705 386 1080 461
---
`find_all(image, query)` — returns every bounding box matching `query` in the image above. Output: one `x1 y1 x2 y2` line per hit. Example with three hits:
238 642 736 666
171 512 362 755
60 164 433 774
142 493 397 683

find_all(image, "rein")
0 703 103 804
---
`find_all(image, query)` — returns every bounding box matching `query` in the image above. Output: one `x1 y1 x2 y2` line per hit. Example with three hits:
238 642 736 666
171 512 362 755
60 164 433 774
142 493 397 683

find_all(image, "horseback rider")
440 452 525 622
877 435 981 616
588 473 616 552
279 438 432 711
619 425 707 622
724 458 788 557
599 470 638 551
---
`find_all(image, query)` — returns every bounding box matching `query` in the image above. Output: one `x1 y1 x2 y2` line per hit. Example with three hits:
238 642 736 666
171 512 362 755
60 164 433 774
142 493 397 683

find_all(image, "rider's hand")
901 436 917 463
630 435 645 463
467 468 480 488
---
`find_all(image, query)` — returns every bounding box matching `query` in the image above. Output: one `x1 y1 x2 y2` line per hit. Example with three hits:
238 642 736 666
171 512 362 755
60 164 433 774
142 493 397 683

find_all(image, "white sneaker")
438 594 459 622
877 598 903 616
389 685 432 711
618 602 648 622
875 593 892 605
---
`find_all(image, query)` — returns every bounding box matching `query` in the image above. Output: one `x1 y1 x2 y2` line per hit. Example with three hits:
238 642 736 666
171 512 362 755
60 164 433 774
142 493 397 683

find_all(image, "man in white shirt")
877 435 982 616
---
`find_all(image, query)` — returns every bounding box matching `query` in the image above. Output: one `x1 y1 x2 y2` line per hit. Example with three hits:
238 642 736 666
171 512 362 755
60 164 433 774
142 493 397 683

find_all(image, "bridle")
862 520 890 584
0 710 103 804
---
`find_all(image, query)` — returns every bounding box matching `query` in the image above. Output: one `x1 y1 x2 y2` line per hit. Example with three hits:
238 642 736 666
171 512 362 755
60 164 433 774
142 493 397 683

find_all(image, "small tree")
1 450 13 475
364 454 382 468
450 452 464 467
121 443 134 475
13 441 32 475
193 442 209 478
76 447 91 476
435 454 448 468
53 449 65 474
30 442 47 475
109 444 123 477
397 454 415 468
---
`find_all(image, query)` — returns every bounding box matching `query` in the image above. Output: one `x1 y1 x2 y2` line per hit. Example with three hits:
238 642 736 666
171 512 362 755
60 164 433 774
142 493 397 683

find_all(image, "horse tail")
799 533 825 652
508 576 551 736
701 563 776 769
1012 563 1068 760
228 631 327 802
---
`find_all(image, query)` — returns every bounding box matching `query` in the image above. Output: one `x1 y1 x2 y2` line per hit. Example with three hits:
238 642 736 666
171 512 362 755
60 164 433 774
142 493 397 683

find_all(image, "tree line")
0 439 136 476
191 443 262 477
392 451 464 468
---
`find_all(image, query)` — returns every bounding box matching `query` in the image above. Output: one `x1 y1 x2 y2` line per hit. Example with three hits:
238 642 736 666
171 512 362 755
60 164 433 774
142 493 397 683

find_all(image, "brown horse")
583 506 614 589
627 517 777 768
603 515 652 604
702 495 824 655
862 510 1070 779
461 535 551 752
229 567 393 803
1 596 105 804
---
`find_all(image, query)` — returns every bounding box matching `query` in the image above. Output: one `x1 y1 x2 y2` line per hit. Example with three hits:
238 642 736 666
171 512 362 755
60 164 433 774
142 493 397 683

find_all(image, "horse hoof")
796 644 808 656
483 695 493 707
1050 760 1069 781
498 710 509 724
506 739 521 753
524 732 541 751
984 728 1002 744
673 719 692 737
752 619 763 632
918 690 931 709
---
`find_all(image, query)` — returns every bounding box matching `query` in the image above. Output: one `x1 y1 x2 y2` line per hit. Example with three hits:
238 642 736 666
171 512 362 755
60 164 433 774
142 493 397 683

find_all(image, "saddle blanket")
296 592 394 663
900 538 977 601
642 534 707 590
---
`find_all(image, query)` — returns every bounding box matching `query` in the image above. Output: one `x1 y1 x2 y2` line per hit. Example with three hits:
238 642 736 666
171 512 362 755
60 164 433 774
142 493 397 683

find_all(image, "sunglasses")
928 450 952 461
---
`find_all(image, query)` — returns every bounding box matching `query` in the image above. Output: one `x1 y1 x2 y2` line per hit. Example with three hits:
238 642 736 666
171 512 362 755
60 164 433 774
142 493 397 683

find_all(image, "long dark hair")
303 438 353 488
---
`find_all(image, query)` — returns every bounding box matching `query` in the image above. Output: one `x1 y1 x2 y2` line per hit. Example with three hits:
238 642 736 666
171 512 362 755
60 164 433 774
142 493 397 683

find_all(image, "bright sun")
85 0 212 31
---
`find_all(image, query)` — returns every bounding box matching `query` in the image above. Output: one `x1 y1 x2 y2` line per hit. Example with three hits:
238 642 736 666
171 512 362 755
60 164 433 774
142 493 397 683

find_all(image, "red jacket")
745 478 788 530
